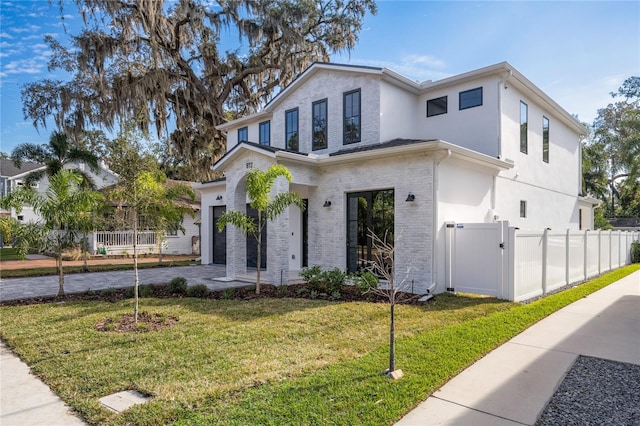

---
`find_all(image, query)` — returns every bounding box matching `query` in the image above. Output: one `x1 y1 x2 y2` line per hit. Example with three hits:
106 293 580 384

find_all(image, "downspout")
430 149 451 294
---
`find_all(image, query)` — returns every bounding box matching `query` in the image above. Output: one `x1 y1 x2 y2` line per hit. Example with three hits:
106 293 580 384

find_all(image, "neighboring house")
195 61 600 294
607 217 640 231
1 158 199 255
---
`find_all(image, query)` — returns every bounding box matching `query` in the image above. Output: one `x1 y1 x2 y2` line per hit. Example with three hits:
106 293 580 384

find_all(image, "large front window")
347 189 394 273
312 99 328 150
343 89 361 144
285 108 299 151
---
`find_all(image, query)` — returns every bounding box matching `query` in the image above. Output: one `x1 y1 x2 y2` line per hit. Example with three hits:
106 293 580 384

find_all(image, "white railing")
90 231 157 255
511 229 639 301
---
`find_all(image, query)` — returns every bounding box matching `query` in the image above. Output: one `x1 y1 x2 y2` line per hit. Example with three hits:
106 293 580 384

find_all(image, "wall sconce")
323 200 332 207
405 193 415 202
216 195 223 201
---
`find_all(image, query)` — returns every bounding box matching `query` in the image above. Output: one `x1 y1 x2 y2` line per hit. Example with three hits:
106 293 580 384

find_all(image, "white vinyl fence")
447 222 639 302
89 231 158 255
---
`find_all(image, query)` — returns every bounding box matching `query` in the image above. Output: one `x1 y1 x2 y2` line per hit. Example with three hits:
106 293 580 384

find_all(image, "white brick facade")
197 62 590 295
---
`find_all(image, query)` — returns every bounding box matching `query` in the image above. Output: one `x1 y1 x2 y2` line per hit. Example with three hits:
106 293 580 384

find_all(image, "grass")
0 247 23 261
0 264 638 425
0 260 197 278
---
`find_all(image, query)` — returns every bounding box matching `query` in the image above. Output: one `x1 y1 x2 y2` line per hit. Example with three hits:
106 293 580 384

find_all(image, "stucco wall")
164 213 199 255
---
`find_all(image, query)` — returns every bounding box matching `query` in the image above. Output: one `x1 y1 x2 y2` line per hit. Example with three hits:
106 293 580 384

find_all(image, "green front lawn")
0 247 24 261
1 264 638 425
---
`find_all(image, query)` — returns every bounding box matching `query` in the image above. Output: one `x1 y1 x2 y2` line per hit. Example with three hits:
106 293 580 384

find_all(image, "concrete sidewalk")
397 270 640 426
0 342 86 425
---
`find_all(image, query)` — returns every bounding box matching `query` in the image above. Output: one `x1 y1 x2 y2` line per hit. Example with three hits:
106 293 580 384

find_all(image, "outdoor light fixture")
216 195 223 201
323 200 332 207
405 193 415 202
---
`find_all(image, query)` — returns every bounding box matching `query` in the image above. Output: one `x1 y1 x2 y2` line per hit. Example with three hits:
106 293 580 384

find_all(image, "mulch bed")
94 311 179 333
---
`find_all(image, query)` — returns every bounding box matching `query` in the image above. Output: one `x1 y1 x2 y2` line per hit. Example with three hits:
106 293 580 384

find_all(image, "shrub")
138 284 155 298
101 288 116 296
220 288 234 300
168 277 188 294
632 241 640 264
300 266 323 291
321 268 346 294
351 271 379 294
187 284 209 298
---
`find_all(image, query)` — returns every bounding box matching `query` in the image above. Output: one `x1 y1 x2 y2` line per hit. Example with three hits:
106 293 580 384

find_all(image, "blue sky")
1 0 638 154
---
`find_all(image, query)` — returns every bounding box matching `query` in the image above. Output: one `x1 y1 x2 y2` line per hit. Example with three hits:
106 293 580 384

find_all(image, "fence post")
583 229 588 280
609 230 613 272
598 230 602 275
542 228 549 295
565 229 570 285
508 226 517 301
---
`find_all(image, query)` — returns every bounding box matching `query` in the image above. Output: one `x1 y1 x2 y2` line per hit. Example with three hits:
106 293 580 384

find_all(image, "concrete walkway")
397 270 640 425
0 264 251 302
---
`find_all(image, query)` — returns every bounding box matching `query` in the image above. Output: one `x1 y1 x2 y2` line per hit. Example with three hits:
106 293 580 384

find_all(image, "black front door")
212 206 226 264
246 205 267 269
302 199 309 268
346 190 394 273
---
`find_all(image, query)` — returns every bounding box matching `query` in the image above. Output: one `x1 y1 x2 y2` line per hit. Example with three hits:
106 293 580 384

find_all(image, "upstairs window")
542 116 550 163
285 108 299 151
259 121 270 146
237 126 248 143
427 96 447 117
520 101 528 154
343 89 361 144
312 99 328 150
459 87 483 110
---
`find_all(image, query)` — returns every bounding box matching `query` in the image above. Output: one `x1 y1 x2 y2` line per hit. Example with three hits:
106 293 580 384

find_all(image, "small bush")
168 277 188 294
300 266 323 291
187 284 209 298
322 268 346 294
330 290 341 300
220 288 234 300
138 284 155 298
351 271 379 294
309 290 319 299
101 288 116 296
632 241 640 263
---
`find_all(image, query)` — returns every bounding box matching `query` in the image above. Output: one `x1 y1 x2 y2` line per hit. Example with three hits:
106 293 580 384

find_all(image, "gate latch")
499 243 505 249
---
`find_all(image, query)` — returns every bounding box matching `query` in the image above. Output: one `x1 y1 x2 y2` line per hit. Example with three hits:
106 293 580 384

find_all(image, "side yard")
0 264 637 425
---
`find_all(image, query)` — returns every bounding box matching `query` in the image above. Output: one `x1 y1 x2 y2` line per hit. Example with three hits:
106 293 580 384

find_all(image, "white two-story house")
195 62 596 294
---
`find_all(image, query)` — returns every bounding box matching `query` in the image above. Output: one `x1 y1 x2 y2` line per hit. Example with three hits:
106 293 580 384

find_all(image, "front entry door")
346 189 394 273
212 206 226 264
246 205 267 269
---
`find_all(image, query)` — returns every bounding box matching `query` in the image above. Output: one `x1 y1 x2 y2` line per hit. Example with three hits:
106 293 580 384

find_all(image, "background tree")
22 0 376 181
11 131 101 188
0 170 104 295
216 165 304 294
106 126 194 322
584 76 640 219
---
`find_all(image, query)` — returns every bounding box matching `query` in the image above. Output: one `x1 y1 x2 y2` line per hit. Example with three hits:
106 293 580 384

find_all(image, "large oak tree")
22 0 376 181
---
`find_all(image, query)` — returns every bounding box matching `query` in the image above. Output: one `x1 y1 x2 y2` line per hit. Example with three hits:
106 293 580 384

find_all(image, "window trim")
520 200 527 218
542 116 550 163
237 126 248 143
520 101 528 154
427 96 448 117
343 88 361 145
312 98 328 151
285 107 299 152
259 120 270 146
459 87 483 110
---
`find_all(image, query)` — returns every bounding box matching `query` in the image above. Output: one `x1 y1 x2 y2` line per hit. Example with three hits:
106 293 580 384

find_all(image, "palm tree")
216 164 304 294
1 170 104 295
11 131 101 188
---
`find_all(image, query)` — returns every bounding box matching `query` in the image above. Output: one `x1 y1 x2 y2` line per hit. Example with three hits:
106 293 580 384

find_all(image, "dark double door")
346 190 394 273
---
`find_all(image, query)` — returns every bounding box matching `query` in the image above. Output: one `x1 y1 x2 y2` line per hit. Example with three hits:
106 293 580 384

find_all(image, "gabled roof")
0 158 45 178
216 61 588 136
212 141 308 171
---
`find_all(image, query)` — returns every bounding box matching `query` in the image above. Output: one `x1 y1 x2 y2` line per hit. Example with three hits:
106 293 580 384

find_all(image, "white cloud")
0 32 14 39
10 24 41 34
346 55 451 83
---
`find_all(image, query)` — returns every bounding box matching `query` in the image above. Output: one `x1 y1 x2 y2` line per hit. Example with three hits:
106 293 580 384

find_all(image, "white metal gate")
445 221 508 298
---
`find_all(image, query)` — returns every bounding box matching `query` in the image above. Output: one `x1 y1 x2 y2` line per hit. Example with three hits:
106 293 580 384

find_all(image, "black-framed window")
312 99 328 150
459 87 483 110
343 89 361 144
520 101 528 154
427 96 447 117
237 126 248 142
285 108 299 151
259 120 270 146
542 116 550 163
520 200 527 218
